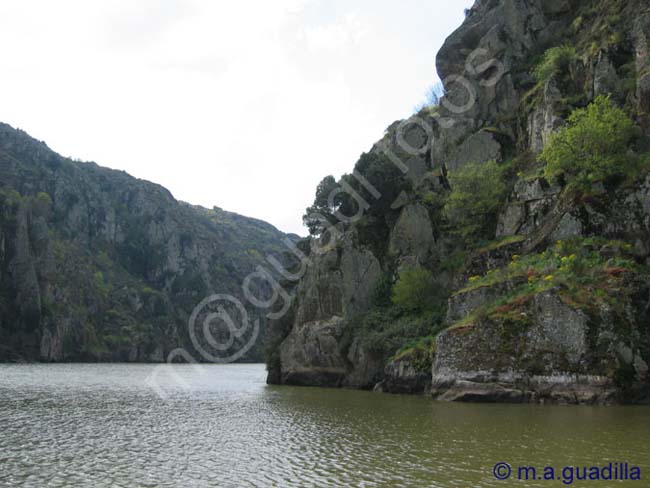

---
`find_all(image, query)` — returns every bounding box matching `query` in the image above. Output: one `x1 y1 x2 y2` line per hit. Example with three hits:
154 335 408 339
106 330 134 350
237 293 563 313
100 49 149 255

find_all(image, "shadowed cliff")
0 123 291 362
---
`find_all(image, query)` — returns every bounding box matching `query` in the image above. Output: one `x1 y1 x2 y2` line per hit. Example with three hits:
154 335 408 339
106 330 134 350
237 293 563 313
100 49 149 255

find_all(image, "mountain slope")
0 122 291 362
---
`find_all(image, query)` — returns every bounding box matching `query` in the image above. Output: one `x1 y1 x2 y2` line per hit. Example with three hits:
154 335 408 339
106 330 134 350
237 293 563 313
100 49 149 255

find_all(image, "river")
0 364 648 487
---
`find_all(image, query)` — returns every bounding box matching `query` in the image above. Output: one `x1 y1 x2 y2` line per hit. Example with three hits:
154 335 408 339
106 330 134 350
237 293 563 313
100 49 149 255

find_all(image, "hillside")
266 0 650 404
0 122 291 362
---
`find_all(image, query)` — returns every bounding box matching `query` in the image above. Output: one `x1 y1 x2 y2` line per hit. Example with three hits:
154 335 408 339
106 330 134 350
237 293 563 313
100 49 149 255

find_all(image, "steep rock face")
277 230 383 387
497 178 560 237
268 0 650 403
280 316 348 386
497 175 650 253
527 79 565 154
432 289 648 404
268 109 442 387
428 0 650 403
448 131 503 172
433 0 578 170
634 13 650 130
388 203 436 261
433 170 650 403
0 123 290 362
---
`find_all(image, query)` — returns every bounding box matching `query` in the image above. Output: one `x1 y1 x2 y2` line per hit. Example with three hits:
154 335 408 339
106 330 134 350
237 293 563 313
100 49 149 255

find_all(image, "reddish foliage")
492 295 533 316
604 267 627 277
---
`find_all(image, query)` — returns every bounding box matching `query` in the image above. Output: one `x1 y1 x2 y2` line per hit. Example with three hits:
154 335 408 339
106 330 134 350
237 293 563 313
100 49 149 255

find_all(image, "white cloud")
0 0 472 235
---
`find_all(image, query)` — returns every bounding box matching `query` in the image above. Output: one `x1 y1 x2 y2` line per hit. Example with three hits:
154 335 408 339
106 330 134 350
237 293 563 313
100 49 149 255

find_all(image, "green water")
0 363 648 487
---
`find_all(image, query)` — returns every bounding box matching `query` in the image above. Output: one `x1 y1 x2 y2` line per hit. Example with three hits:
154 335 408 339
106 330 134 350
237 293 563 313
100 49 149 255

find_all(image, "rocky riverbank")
266 0 650 404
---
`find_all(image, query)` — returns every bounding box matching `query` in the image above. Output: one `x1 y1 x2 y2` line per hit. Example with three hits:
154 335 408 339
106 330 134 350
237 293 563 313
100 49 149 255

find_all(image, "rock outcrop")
267 0 650 404
432 291 647 404
275 230 383 388
377 356 432 395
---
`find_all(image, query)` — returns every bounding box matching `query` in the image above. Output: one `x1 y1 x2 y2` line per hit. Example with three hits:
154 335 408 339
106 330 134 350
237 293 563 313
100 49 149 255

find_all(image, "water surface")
0 364 648 487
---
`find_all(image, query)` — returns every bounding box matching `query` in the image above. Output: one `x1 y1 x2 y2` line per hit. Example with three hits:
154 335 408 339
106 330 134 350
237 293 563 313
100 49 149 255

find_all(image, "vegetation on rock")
0 123 290 362
451 237 641 330
391 336 436 373
268 0 650 402
444 160 507 240
533 45 577 84
541 96 637 189
392 266 438 313
351 266 446 362
302 175 338 235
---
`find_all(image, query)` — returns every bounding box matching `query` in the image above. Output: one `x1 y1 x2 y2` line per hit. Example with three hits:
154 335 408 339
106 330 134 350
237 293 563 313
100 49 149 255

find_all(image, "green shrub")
534 45 576 83
0 187 23 206
370 271 394 308
445 160 507 240
357 308 441 356
541 96 636 189
392 266 437 312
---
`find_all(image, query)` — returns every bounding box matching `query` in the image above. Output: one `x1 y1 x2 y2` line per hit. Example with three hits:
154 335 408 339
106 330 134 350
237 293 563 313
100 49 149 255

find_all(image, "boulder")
345 338 384 389
448 131 502 172
388 203 436 259
497 178 560 238
280 316 348 387
550 212 584 241
380 358 432 395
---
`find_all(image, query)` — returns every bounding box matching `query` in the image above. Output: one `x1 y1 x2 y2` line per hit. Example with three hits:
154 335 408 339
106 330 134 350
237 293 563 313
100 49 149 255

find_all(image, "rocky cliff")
0 123 291 362
267 0 650 404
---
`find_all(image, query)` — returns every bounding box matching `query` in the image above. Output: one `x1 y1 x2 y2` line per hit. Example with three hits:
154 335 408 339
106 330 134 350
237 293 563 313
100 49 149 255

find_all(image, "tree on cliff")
541 95 636 189
303 152 412 237
303 175 339 235
445 159 507 240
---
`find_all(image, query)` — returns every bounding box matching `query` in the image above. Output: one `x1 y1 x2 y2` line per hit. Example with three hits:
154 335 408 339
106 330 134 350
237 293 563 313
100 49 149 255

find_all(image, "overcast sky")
0 0 472 235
